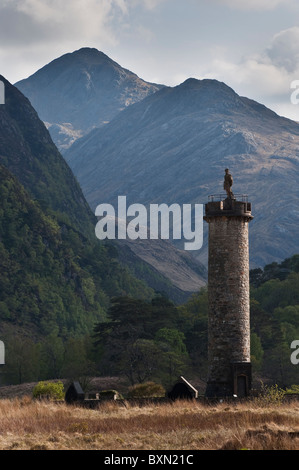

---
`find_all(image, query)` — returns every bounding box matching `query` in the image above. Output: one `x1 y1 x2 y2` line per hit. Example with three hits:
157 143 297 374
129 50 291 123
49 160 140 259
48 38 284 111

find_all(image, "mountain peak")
64 70 299 269
177 77 237 96
15 50 164 150
73 47 105 55
61 47 117 66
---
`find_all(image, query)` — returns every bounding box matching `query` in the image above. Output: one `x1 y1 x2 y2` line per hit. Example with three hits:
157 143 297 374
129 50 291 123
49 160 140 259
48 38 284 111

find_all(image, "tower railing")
208 194 249 203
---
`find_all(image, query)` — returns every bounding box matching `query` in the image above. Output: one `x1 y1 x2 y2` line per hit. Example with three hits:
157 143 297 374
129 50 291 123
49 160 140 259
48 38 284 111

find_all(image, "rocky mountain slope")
14 54 208 297
0 77 169 337
117 238 207 300
64 78 299 268
0 75 95 239
15 48 163 151
3 160 178 339
0 76 203 307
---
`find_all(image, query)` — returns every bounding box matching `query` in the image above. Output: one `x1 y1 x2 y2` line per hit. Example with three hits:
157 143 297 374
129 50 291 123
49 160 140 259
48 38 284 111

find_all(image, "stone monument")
203 171 253 398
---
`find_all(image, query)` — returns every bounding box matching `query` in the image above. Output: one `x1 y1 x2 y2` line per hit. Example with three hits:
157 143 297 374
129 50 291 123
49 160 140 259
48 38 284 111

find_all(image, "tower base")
205 362 252 398
205 381 234 398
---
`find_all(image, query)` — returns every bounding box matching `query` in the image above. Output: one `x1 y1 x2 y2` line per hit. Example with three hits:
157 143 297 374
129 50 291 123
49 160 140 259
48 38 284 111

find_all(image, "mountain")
14 57 207 297
0 76 203 318
64 78 299 268
0 75 95 239
0 77 166 337
0 164 157 338
116 238 207 302
15 48 164 151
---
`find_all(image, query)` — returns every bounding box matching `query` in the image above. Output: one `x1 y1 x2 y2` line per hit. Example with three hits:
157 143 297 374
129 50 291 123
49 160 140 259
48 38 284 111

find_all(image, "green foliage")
0 80 185 386
250 255 299 288
254 382 286 407
32 381 65 401
60 336 96 380
127 382 166 398
250 332 264 371
2 88 299 394
93 295 190 386
0 78 95 239
0 328 96 385
285 385 299 394
177 288 208 376
0 166 153 339
249 256 299 387
3 332 41 385
155 328 187 356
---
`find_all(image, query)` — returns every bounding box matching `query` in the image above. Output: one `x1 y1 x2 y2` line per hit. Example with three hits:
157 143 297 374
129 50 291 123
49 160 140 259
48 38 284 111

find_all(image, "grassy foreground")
0 398 298 450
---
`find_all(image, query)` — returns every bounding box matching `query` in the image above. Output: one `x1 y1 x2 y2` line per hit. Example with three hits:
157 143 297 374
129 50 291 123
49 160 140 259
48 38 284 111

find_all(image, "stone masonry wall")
206 215 251 393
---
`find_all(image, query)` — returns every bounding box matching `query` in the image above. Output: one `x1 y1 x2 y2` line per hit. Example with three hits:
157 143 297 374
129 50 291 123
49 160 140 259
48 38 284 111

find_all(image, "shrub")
32 381 65 401
127 382 165 398
285 384 299 394
254 382 286 406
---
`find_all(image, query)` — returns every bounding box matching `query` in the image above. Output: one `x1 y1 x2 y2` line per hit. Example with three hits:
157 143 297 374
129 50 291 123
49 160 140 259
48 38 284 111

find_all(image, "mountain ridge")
15 47 164 150
0 162 158 338
0 74 96 239
1 75 205 305
64 76 299 268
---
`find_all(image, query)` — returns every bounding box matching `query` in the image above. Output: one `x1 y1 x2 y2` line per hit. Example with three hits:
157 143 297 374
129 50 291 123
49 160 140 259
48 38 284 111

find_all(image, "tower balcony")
204 194 253 221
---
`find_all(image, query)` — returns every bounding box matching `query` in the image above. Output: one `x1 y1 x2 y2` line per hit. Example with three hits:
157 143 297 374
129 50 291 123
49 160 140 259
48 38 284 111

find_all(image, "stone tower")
204 170 253 398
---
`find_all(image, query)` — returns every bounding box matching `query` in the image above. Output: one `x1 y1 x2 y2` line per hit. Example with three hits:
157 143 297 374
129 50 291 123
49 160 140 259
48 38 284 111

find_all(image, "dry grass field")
0 397 298 451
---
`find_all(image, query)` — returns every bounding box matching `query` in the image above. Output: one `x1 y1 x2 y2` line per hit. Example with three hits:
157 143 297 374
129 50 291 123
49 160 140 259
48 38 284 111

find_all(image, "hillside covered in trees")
0 78 158 384
0 76 297 391
92 255 299 390
1 252 298 389
0 165 154 334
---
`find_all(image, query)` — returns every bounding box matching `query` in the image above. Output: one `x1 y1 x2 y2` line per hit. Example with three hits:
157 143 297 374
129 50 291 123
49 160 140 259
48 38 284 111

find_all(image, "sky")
1 0 299 120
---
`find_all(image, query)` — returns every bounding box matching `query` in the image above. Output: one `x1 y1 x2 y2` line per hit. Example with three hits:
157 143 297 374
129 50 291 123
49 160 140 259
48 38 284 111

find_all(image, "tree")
154 328 189 386
250 332 264 372
60 337 96 380
120 339 162 385
93 296 188 384
4 335 40 384
39 333 64 379
155 328 187 356
176 289 208 376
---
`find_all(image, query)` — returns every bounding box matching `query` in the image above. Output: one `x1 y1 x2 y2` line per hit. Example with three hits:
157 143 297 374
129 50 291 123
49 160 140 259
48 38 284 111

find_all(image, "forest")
1 75 297 393
0 149 298 390
1 234 299 390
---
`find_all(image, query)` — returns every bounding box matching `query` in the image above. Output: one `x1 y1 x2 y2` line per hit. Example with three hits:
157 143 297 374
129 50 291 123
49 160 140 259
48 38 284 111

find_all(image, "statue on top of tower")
224 168 234 199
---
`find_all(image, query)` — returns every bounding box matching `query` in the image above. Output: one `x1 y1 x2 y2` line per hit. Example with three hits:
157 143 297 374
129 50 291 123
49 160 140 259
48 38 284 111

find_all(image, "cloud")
142 0 167 9
213 0 291 11
0 0 132 83
0 0 168 83
0 0 167 51
266 27 299 73
202 27 299 118
0 0 129 49
205 56 289 97
126 0 167 10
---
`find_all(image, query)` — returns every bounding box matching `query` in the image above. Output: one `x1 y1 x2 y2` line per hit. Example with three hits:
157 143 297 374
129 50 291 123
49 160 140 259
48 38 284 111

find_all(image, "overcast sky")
2 0 299 120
